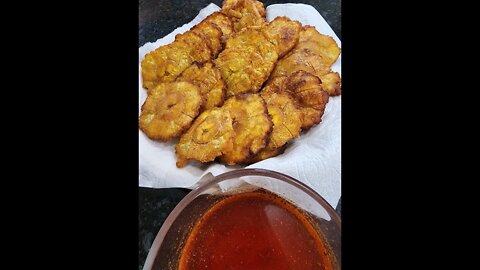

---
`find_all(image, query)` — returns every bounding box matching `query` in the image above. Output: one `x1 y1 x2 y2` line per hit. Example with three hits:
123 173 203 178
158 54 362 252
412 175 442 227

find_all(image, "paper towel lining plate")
139 3 341 208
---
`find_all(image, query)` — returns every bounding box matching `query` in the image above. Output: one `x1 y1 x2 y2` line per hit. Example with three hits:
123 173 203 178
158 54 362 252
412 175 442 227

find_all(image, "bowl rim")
142 168 341 270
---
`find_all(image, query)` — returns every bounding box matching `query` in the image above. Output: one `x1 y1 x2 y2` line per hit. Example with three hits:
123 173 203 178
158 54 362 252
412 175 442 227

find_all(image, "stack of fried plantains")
140 0 342 168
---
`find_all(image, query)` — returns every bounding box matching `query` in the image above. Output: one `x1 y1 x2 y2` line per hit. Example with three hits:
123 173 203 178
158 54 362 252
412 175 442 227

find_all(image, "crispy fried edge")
285 70 329 130
221 0 267 32
139 82 203 141
267 24 342 96
174 30 214 60
219 93 273 165
217 26 279 97
203 11 234 41
261 90 302 148
299 25 341 67
175 107 234 167
247 144 288 163
265 16 302 58
190 20 224 58
319 71 342 96
176 61 227 110
204 60 227 109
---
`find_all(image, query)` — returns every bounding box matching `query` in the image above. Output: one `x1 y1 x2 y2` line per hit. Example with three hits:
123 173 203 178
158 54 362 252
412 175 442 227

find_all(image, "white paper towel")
139 3 341 208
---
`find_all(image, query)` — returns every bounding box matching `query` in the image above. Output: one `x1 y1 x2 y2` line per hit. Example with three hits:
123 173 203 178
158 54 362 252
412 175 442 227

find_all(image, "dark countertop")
138 1 341 269
139 0 341 47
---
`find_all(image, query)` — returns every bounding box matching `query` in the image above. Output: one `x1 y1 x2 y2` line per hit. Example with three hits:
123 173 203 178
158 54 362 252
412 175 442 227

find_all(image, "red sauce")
179 190 335 270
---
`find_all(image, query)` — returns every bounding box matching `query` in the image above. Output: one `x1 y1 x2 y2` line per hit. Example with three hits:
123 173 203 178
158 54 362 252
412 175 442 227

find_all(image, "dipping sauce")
178 190 335 270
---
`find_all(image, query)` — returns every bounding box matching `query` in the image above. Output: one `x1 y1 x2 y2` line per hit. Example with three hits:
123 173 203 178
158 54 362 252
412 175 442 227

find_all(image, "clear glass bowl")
143 168 341 270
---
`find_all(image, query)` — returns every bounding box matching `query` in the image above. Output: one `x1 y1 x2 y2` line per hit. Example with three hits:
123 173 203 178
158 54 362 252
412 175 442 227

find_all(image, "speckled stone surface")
139 0 341 47
138 1 341 269
139 187 190 269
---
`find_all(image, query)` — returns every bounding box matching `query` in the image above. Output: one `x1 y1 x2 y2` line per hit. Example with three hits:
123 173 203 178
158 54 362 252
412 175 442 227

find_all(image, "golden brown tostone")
219 93 273 165
139 82 203 141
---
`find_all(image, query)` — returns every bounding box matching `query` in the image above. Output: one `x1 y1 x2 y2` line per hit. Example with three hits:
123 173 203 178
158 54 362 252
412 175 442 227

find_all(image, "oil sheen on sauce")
178 190 335 270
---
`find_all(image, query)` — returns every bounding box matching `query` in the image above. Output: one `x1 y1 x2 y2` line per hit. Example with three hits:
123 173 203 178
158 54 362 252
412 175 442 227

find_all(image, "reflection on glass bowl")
143 168 341 270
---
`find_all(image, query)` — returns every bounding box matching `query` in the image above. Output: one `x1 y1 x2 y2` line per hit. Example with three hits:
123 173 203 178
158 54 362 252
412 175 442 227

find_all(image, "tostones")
204 12 234 41
248 144 287 163
318 71 342 96
264 16 302 58
215 27 278 97
141 42 194 90
175 107 235 168
270 47 331 79
297 26 341 67
224 25 269 49
177 61 226 111
174 31 213 60
221 0 266 32
250 83 302 162
141 32 212 90
140 5 342 169
190 20 223 58
269 26 342 96
139 82 203 141
284 71 330 130
261 81 302 148
219 94 273 165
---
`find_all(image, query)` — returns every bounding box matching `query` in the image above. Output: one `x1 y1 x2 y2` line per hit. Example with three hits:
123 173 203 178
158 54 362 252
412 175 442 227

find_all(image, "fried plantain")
270 47 331 78
221 0 266 32
224 25 268 49
174 31 213 59
175 107 235 168
204 12 234 40
141 32 212 90
264 16 302 58
269 26 342 96
142 42 193 90
284 71 329 130
223 16 300 58
177 61 226 111
141 6 341 168
139 82 203 141
261 82 302 148
189 19 224 58
248 144 287 163
297 26 341 67
318 71 341 96
250 84 301 163
219 94 273 165
215 27 278 97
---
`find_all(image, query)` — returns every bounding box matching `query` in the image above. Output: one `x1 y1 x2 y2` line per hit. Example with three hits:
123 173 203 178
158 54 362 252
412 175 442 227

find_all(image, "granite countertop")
139 0 341 47
138 1 341 269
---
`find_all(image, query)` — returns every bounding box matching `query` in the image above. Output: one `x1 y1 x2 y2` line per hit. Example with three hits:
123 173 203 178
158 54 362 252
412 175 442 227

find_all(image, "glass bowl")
143 168 341 270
